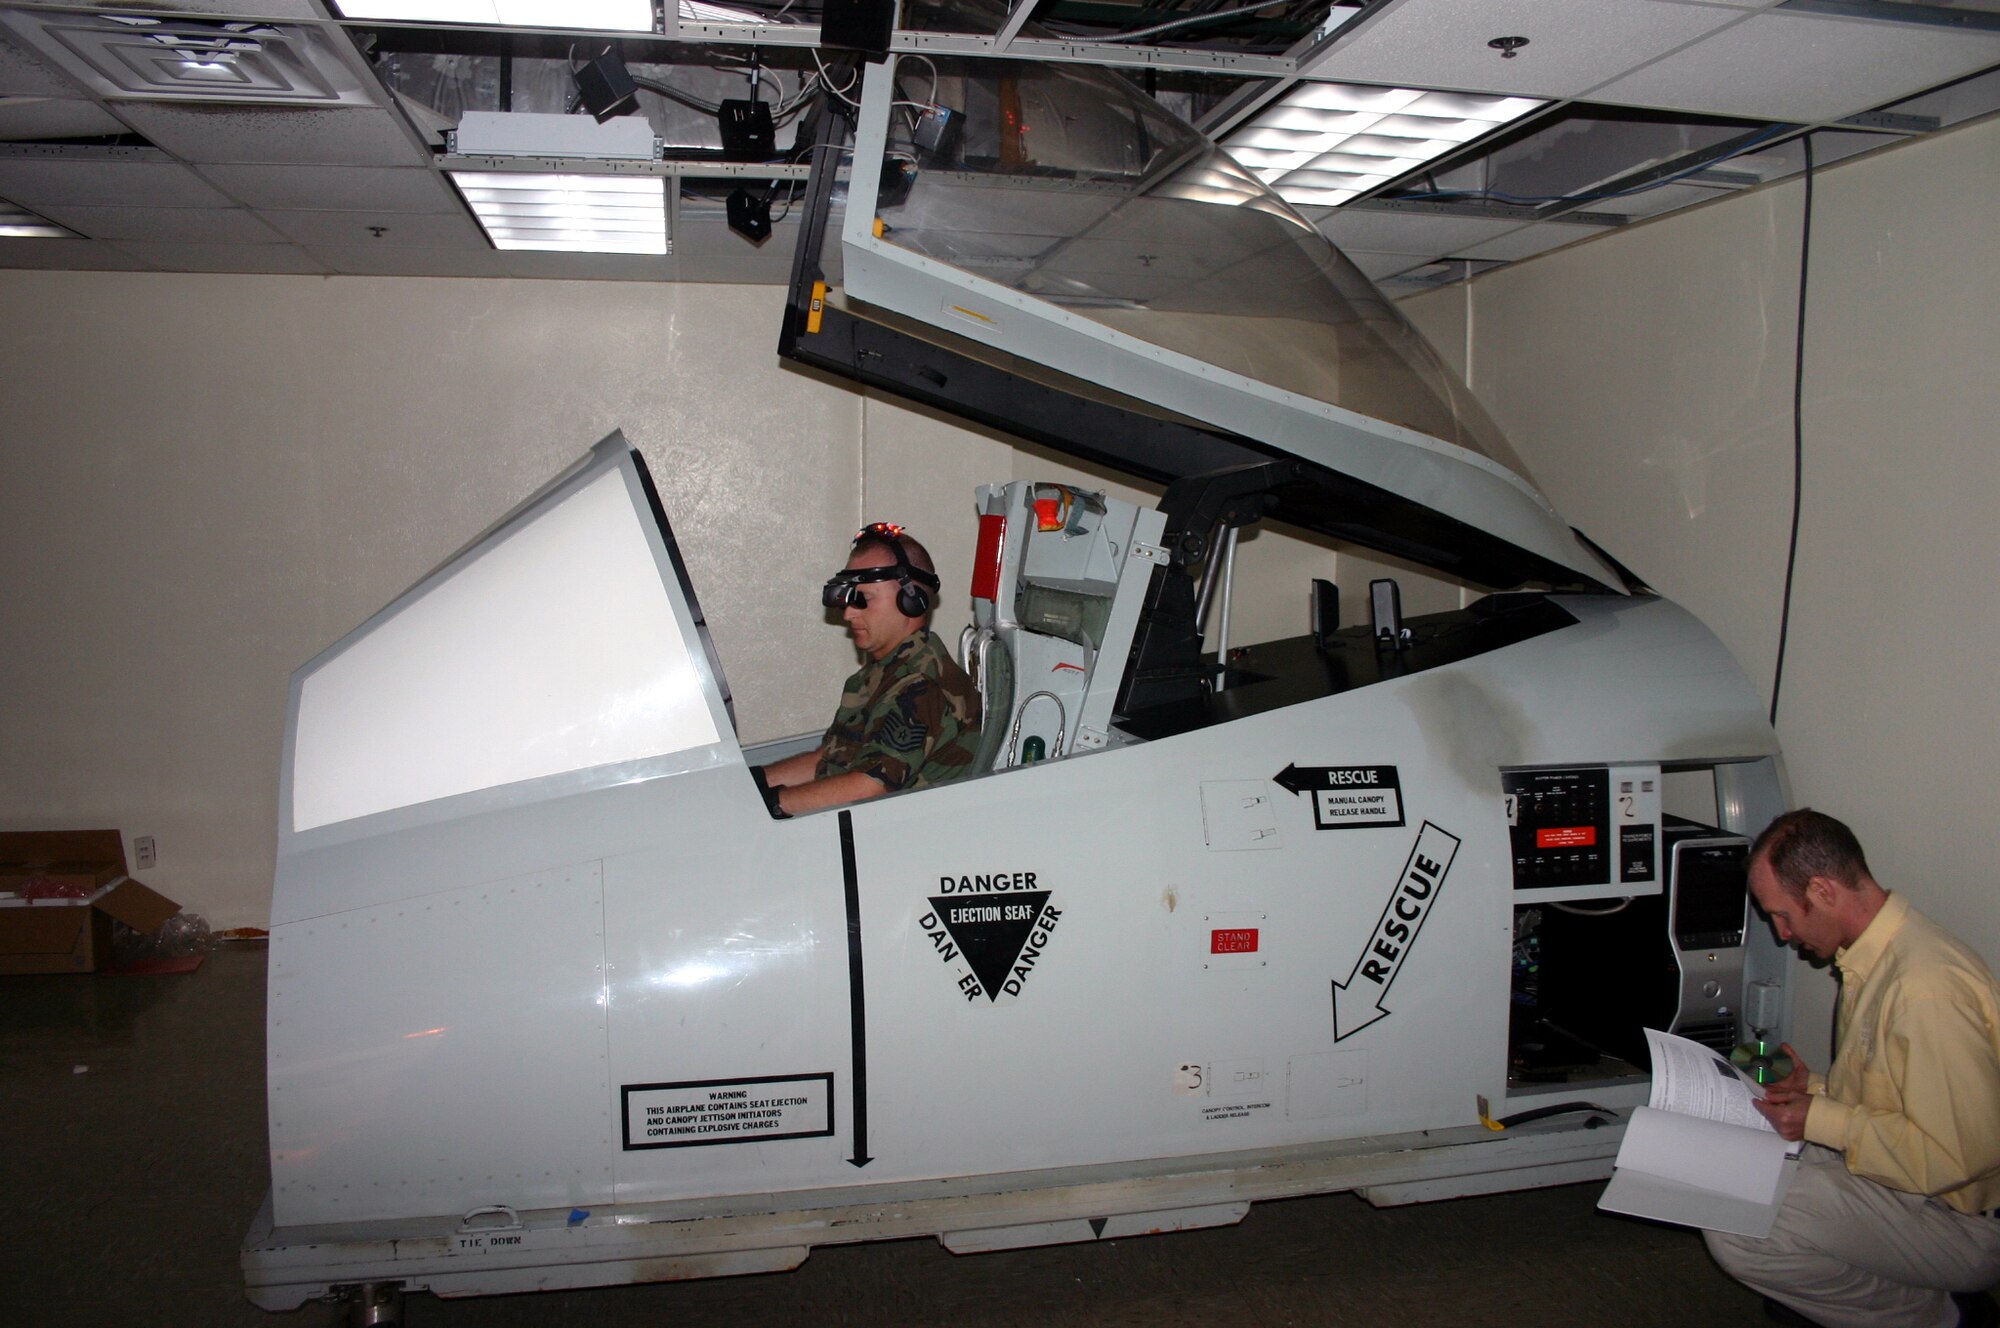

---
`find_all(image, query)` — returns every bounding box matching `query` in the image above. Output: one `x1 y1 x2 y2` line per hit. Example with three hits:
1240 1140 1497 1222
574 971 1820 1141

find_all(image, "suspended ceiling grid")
0 0 1995 287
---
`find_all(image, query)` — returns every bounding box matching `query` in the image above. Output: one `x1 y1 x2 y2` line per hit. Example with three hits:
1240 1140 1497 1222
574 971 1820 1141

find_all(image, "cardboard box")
0 830 181 975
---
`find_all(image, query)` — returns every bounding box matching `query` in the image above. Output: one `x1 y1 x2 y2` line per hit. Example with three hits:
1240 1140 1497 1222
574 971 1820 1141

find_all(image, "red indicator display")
1536 826 1597 849
970 513 1006 601
1210 928 1259 954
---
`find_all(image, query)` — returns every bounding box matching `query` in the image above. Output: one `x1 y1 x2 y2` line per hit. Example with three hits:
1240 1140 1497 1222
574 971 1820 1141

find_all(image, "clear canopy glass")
869 47 1536 483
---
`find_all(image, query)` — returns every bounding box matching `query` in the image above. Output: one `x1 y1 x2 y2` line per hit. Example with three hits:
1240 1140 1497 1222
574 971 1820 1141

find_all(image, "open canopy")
782 24 1625 593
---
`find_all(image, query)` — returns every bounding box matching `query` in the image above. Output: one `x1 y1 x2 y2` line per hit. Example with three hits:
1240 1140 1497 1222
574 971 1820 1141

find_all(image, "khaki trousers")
1704 1145 2000 1328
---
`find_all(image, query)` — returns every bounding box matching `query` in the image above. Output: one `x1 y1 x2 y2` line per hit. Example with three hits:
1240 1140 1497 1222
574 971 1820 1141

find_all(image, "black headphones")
821 522 939 620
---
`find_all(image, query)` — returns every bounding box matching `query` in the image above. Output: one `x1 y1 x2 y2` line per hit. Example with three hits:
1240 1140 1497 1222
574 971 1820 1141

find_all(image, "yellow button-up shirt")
1802 892 2000 1214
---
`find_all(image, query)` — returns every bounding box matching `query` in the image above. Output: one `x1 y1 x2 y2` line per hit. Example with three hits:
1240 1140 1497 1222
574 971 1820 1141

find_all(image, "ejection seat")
959 482 1167 772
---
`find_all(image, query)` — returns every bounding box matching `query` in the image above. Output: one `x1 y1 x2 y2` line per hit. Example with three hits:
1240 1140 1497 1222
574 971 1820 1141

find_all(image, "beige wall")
1 272 1384 927
0 277 863 926
1402 114 2000 1062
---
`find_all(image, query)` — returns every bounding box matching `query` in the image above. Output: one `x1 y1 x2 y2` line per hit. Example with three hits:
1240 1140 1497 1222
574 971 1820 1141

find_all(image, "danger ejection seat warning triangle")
928 891 1052 1001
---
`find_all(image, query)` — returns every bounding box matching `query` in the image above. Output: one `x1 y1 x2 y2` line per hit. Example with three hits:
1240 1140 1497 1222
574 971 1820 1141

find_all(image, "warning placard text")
622 1073 834 1151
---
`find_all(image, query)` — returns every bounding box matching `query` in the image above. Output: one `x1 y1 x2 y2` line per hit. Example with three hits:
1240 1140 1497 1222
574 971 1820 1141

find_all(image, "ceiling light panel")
0 197 73 236
331 2 655 30
1224 83 1543 207
0 12 376 106
448 171 668 254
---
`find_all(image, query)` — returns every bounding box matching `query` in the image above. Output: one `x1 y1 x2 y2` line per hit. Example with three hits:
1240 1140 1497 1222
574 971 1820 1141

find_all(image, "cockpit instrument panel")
1504 764 1663 900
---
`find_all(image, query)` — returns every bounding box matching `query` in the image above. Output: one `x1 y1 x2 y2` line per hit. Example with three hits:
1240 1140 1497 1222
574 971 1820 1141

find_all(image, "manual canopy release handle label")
1273 764 1405 829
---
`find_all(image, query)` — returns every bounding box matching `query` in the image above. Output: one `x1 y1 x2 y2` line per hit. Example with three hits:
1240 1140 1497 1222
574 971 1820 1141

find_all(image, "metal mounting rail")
244 1115 1625 1309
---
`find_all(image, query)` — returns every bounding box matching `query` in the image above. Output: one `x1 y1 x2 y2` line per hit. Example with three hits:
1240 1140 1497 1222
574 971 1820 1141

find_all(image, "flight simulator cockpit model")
244 30 1792 1317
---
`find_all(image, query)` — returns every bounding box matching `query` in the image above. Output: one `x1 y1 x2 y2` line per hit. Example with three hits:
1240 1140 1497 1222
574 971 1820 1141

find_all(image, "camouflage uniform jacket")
817 630 981 792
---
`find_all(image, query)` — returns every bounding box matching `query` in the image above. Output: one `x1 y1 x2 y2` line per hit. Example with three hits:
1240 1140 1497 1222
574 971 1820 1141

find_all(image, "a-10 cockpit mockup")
245 23 1792 1315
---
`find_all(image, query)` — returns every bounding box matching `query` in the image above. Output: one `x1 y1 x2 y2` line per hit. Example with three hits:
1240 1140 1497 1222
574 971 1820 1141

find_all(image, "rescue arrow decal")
1331 822 1460 1041
839 810 872 1167
1274 764 1405 829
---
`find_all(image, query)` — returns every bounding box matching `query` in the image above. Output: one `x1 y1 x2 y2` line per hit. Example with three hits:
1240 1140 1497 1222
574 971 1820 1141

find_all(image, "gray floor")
0 946 1771 1326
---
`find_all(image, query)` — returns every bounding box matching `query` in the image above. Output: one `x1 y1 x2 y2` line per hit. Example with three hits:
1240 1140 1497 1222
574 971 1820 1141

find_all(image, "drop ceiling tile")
1459 221 1602 262
31 203 285 243
1317 209 1529 257
197 163 459 212
302 243 509 277
104 239 330 273
113 104 427 168
0 237 152 270
0 32 81 98
0 95 127 141
0 157 233 207
259 207 484 246
1588 10 2000 122
1304 0 1750 99
1342 249 1432 281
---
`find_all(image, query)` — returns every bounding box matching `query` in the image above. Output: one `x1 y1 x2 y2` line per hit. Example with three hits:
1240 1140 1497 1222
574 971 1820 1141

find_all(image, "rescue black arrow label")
921 891 1061 1002
1274 764 1404 829
1331 821 1460 1041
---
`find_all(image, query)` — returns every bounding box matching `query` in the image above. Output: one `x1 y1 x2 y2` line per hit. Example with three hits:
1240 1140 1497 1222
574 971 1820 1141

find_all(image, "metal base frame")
243 1116 1624 1311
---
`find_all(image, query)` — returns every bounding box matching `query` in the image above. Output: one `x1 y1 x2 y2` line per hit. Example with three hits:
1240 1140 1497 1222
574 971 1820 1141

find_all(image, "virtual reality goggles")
821 523 940 613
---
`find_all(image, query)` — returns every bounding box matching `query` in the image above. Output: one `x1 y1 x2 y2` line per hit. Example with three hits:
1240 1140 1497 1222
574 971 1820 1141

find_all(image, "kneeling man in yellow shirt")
1706 809 2000 1328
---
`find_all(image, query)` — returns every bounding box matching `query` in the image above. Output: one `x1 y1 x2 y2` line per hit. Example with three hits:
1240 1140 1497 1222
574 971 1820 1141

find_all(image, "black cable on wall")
1768 135 1815 728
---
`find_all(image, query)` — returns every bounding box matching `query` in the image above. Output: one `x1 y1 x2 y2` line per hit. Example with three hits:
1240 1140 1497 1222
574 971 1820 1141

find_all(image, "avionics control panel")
1504 764 1662 902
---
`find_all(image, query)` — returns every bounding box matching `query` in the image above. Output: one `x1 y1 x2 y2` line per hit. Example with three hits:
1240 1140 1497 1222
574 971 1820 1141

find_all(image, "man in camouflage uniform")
752 524 980 817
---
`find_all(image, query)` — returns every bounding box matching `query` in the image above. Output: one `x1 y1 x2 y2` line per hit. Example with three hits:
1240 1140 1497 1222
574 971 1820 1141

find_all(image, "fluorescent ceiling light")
679 1 775 21
0 200 73 238
449 171 668 254
331 2 656 30
1224 83 1543 209
1156 153 1314 228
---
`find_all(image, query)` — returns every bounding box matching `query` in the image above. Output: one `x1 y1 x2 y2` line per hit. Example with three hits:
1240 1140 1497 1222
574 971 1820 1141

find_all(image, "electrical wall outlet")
133 835 157 870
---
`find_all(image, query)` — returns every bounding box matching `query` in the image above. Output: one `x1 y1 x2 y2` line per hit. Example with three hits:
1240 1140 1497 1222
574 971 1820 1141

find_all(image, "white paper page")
1644 1027 1774 1132
1600 1163 1789 1239
1613 1104 1790 1204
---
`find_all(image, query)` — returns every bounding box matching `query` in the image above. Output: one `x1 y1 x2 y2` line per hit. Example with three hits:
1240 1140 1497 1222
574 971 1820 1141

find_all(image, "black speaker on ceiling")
718 99 776 161
573 50 637 122
821 0 895 61
727 187 773 243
